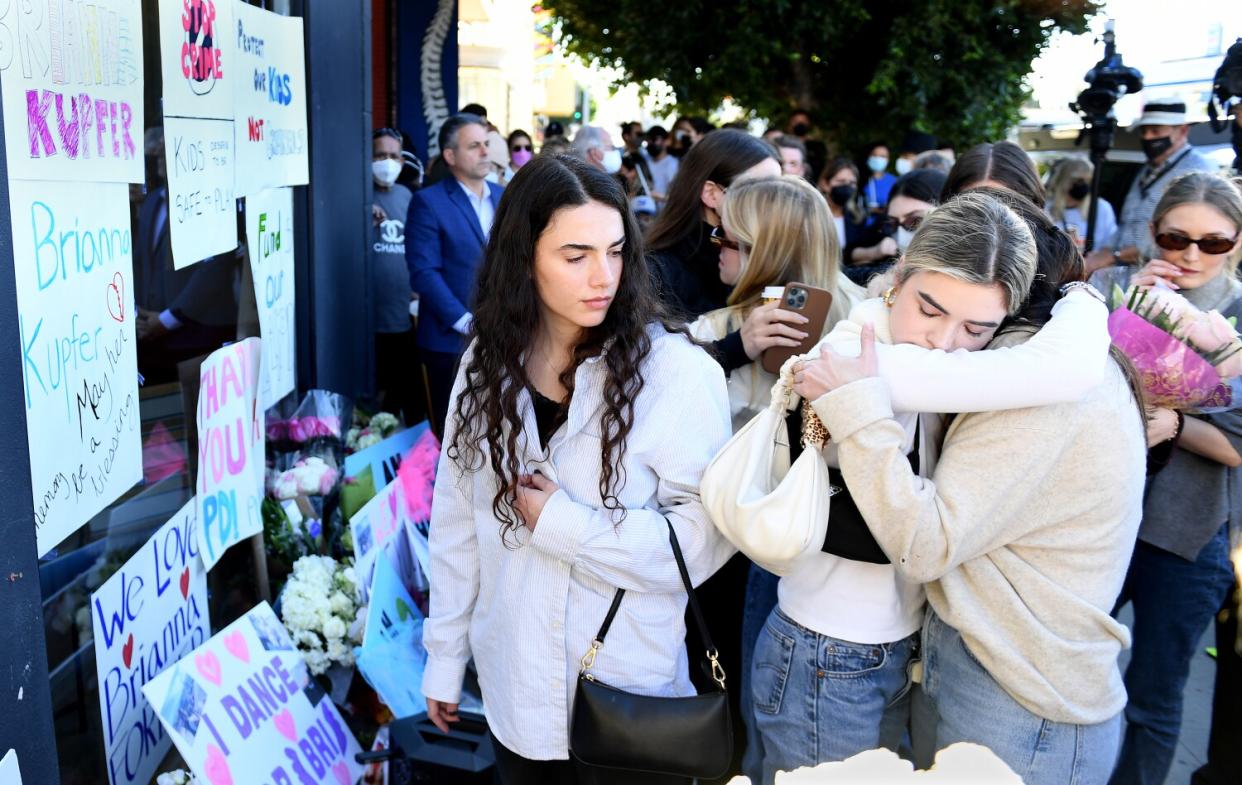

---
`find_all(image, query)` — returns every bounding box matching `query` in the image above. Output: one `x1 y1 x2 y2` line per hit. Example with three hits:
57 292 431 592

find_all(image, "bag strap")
579 523 726 690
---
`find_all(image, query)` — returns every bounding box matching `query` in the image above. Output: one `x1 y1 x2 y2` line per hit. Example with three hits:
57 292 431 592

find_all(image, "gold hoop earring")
882 287 897 308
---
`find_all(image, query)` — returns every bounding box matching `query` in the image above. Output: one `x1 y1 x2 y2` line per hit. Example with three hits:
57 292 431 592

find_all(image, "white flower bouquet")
156 771 199 785
279 555 365 675
346 410 402 453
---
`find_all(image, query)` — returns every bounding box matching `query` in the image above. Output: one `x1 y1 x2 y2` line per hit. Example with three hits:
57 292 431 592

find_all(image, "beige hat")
1131 101 1189 129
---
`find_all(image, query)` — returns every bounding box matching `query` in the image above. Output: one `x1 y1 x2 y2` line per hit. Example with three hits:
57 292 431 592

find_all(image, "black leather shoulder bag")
569 522 733 780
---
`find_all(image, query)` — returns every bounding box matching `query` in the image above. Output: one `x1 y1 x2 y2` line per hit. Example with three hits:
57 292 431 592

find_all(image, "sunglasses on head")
1154 231 1239 255
709 225 740 251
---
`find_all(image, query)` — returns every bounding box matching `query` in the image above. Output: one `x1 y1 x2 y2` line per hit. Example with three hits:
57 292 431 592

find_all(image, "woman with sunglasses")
1109 171 1242 785
507 129 534 171
844 169 947 287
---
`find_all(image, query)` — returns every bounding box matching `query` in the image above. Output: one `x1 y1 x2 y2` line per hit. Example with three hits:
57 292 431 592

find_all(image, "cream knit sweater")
813 332 1147 725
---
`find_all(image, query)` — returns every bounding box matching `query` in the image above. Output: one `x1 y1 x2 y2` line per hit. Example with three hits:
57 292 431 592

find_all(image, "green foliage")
551 0 1097 153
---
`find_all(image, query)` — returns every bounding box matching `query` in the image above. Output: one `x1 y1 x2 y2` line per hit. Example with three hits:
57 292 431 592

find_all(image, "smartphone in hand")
761 283 833 374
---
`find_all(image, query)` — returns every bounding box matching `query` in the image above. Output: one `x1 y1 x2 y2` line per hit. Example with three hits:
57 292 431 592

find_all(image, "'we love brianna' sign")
143 602 364 785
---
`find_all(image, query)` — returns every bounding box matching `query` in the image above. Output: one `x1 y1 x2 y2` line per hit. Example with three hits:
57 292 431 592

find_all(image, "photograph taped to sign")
0 0 145 183
165 116 237 269
8 179 143 557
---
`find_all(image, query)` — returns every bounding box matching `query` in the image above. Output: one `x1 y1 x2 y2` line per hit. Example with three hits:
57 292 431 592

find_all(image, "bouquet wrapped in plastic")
1108 284 1242 411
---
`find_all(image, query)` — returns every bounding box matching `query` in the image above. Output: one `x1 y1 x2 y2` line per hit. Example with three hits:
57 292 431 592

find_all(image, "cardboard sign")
91 500 210 785
354 553 426 719
195 338 264 570
348 481 405 598
246 187 296 409
0 0 145 183
9 179 143 557
159 0 234 120
165 116 237 269
232 1 308 195
142 602 366 785
342 425 426 485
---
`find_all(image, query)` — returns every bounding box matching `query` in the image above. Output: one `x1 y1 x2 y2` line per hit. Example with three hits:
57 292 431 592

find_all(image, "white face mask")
867 156 888 173
896 226 915 252
372 159 401 187
601 148 623 174
895 157 914 176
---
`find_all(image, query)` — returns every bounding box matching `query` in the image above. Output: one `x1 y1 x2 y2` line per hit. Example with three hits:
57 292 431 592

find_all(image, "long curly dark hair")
447 154 684 541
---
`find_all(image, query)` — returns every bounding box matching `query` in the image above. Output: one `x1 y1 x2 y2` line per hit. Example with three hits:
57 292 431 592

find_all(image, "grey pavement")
1114 606 1217 785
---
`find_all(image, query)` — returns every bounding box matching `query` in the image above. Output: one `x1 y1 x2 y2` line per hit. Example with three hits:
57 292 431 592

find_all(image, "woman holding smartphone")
421 154 735 784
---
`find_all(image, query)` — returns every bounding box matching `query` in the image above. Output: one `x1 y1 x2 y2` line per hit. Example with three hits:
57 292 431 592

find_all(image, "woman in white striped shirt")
421 154 736 784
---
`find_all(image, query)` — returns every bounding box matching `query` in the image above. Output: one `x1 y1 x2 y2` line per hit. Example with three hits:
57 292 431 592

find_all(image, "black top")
531 388 568 450
647 221 731 320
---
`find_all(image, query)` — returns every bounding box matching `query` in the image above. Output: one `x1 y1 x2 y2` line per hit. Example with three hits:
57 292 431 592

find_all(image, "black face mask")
1141 135 1173 162
647 142 665 156
1068 181 1090 201
828 184 856 206
791 122 811 137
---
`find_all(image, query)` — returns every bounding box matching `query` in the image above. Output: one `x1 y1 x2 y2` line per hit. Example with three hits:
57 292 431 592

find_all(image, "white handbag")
700 355 834 575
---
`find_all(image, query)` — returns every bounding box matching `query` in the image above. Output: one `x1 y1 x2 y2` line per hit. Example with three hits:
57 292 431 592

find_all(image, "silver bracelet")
1059 281 1105 303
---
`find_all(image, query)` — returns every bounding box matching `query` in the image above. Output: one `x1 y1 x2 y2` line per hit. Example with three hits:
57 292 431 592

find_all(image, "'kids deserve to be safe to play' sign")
91 500 210 785
142 602 365 785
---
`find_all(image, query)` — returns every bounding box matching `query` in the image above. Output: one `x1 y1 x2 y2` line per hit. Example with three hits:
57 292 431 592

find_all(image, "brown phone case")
761 282 833 374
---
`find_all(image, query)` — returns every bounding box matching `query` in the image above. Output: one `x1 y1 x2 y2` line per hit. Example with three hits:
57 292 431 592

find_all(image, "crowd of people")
366 99 1242 785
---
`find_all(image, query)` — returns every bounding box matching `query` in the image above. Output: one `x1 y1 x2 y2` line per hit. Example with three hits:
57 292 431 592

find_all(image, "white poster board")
91 500 210 785
0 749 20 785
158 0 234 120
142 602 366 785
348 481 406 599
0 0 145 183
246 188 296 409
165 116 237 269
195 338 264 570
232 1 308 195
9 179 143 556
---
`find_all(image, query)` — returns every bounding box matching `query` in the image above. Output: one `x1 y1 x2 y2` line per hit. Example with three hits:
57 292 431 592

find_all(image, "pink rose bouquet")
1108 284 1242 411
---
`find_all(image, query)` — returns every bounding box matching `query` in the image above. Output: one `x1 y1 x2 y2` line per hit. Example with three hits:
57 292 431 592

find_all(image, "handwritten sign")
0 0 144 183
232 2 307 195
8 179 142 556
142 602 365 785
159 0 234 120
246 187 296 409
195 338 264 570
348 480 406 600
91 500 210 785
343 425 426 485
354 554 426 719
165 116 237 269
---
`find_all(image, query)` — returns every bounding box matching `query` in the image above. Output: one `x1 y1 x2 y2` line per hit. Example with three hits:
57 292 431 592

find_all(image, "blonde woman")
688 174 862 781
795 188 1148 783
1046 157 1117 251
1110 172 1242 785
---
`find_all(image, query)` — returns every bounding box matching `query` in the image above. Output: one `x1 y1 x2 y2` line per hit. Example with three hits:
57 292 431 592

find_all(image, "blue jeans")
751 607 917 785
739 564 780 783
922 611 1121 785
1109 525 1235 785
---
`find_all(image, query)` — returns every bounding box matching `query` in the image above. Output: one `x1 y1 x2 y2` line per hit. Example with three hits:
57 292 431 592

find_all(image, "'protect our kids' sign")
159 0 234 121
91 500 210 785
142 602 366 785
9 179 143 557
195 338 264 570
0 0 145 183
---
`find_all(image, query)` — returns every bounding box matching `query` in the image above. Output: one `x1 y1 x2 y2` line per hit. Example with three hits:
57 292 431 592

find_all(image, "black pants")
491 734 689 785
375 330 425 426
422 348 461 440
1192 582 1241 785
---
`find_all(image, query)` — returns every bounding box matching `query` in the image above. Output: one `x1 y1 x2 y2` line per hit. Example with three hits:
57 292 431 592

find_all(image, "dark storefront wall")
0 1 372 782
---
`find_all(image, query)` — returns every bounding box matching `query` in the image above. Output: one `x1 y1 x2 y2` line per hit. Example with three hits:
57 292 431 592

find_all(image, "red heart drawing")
121 633 134 669
195 651 223 686
223 631 250 663
106 272 125 323
273 708 297 742
179 567 190 600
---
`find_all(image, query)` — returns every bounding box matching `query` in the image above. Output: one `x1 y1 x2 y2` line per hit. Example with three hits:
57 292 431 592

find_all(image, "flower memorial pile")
280 555 366 675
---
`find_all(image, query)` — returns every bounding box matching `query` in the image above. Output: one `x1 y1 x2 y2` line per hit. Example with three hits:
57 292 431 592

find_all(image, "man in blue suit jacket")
406 113 503 436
